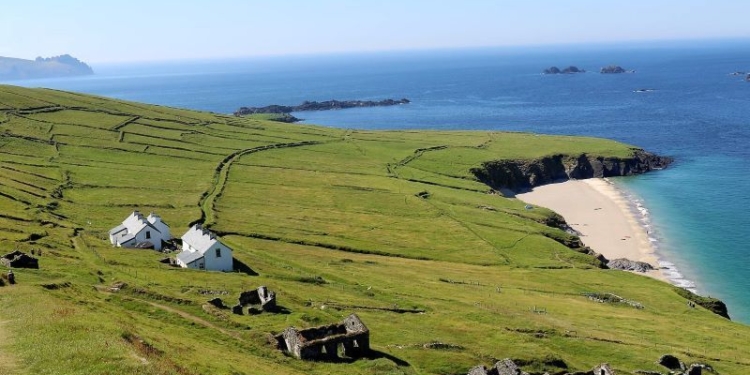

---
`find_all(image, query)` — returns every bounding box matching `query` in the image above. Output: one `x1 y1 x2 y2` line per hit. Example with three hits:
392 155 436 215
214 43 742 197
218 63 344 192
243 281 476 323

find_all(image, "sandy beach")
516 178 667 281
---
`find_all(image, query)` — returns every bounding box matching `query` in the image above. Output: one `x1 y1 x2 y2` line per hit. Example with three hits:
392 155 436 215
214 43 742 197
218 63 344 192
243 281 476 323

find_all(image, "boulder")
468 366 491 375
607 258 654 273
493 358 528 375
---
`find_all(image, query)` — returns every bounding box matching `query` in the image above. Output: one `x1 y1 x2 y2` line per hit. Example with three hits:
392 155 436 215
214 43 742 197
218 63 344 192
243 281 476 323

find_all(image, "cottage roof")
108 224 127 236
118 233 137 244
147 213 169 227
111 211 161 242
181 224 227 254
176 250 204 265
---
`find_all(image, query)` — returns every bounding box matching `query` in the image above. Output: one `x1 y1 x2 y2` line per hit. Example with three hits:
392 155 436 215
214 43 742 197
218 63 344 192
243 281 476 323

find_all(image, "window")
145 231 151 239
215 248 221 258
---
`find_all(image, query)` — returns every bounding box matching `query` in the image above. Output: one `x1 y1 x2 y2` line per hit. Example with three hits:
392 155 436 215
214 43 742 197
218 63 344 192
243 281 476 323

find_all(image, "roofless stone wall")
276 314 369 360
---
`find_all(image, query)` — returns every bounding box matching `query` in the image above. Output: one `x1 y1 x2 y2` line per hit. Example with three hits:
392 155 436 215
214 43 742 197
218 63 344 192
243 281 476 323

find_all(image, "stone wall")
276 313 370 361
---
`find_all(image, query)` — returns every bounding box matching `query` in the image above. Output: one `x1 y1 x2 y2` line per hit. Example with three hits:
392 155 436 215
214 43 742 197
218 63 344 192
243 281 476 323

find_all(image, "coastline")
516 178 668 282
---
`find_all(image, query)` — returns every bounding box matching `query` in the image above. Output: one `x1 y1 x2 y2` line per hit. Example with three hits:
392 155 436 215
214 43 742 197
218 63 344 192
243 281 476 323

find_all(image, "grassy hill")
0 85 747 375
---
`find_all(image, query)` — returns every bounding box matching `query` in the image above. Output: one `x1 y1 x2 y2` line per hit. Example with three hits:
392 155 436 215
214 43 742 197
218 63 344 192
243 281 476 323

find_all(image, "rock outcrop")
543 66 585 74
672 287 730 319
607 258 655 273
470 149 673 192
234 98 410 116
600 65 633 74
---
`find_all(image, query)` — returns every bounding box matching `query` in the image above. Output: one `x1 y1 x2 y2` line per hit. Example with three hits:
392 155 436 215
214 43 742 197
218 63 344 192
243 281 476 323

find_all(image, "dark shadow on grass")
270 305 292 315
293 350 410 366
233 258 258 276
365 350 411 367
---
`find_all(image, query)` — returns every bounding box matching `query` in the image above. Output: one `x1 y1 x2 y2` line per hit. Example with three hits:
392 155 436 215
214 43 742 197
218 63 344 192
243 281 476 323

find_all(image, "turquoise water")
9 41 750 322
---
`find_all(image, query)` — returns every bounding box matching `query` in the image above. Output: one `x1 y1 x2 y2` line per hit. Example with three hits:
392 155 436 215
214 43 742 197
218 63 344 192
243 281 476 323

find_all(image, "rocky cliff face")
470 149 673 192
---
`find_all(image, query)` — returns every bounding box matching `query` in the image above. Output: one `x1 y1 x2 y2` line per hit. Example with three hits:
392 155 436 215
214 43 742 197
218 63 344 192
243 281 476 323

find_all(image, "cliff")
0 54 93 81
470 149 673 192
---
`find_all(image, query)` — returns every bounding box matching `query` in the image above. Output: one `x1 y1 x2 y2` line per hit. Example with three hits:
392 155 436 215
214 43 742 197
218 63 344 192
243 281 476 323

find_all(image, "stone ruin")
468 359 529 375
276 313 370 361
655 354 709 375
234 286 276 314
467 360 615 375
206 286 277 315
1 250 39 269
592 363 615 375
464 354 715 375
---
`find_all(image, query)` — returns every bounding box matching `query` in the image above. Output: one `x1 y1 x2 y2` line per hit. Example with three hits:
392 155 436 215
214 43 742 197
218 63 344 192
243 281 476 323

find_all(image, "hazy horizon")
4 1 750 64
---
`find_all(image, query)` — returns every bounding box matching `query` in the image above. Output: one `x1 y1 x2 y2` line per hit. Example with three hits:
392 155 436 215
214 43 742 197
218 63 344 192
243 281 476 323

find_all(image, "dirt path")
132 297 243 341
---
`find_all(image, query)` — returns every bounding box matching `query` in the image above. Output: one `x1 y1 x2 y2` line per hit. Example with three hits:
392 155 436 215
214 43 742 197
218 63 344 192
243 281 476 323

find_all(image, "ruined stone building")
468 359 529 375
1 250 39 269
277 314 370 360
467 360 616 375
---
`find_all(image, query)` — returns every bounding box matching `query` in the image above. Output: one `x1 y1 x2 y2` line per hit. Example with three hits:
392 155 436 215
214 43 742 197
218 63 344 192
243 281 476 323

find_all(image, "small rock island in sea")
600 65 635 74
234 98 410 121
0 54 93 81
543 66 585 74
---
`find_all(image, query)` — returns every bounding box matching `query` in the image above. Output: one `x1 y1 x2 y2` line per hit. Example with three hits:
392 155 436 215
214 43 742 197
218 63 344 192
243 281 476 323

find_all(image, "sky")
2 0 750 63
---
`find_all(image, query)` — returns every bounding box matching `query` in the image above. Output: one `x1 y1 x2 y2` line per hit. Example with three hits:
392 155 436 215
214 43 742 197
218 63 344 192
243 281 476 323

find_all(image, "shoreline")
516 178 669 282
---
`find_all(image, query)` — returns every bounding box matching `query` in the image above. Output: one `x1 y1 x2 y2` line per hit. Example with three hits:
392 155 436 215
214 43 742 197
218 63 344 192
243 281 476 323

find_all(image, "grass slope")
0 85 747 375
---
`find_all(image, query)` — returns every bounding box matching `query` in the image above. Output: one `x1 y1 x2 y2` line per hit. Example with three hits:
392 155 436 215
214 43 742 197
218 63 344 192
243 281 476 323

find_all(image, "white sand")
516 178 666 281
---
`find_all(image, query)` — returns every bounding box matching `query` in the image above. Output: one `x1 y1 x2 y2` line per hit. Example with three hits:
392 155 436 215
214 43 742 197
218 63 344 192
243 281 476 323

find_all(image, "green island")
0 84 747 375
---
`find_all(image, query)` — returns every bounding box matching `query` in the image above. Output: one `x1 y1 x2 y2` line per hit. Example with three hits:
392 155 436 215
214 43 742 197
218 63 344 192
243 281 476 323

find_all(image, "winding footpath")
194 140 332 228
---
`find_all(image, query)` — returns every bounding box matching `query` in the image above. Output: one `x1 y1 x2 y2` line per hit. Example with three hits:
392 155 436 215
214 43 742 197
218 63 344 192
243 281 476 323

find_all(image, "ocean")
10 40 750 322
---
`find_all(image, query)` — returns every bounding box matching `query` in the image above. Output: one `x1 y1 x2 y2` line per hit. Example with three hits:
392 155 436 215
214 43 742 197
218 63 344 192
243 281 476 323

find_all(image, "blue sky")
3 0 750 63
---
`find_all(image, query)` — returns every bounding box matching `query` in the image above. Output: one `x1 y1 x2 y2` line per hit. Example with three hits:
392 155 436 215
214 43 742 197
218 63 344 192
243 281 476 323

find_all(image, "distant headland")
0 54 93 81
234 98 410 120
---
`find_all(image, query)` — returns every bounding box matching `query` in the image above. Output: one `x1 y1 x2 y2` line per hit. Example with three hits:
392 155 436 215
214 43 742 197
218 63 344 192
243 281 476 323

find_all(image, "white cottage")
176 224 233 271
109 211 171 251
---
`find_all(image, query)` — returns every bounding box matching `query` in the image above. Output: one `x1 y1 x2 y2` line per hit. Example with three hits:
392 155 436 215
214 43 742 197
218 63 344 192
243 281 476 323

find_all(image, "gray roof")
109 224 127 236
182 224 228 254
176 250 204 265
118 233 136 244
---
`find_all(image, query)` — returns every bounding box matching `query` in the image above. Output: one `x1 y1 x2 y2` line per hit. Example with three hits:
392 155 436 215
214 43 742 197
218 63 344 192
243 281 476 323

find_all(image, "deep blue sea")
10 41 750 322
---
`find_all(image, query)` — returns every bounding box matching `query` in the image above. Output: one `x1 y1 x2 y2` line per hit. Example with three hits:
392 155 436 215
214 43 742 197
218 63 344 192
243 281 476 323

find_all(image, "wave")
608 178 698 293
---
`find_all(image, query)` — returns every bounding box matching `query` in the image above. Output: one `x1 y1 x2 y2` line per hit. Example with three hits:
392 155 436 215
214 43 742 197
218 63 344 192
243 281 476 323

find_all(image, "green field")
0 85 747 375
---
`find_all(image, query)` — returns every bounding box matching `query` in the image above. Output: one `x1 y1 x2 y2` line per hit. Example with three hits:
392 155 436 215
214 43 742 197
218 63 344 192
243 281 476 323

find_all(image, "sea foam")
614 180 698 293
